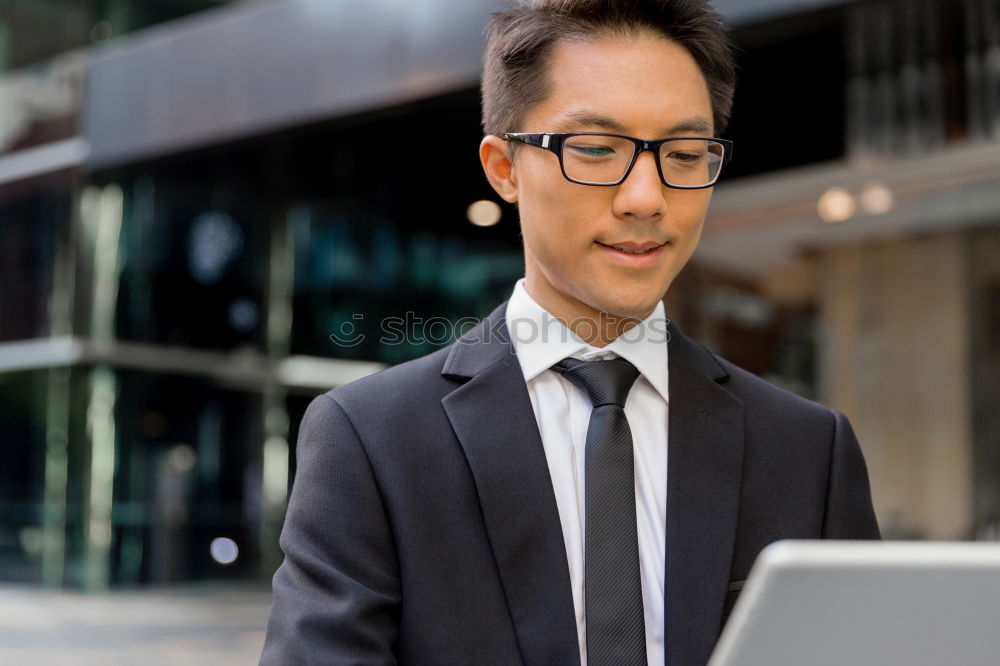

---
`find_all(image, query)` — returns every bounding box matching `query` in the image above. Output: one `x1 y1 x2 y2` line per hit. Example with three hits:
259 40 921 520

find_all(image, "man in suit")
260 1 881 665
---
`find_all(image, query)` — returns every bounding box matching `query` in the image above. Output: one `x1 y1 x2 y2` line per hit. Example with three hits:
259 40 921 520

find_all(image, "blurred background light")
188 211 244 284
228 298 260 333
860 183 894 216
209 537 239 565
167 445 197 474
466 200 501 227
817 186 856 223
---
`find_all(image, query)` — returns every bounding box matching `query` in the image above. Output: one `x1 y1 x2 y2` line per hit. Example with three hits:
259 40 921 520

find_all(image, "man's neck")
521 279 650 348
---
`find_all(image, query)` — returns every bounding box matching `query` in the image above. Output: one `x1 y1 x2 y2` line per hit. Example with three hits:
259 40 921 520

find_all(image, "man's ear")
480 135 519 204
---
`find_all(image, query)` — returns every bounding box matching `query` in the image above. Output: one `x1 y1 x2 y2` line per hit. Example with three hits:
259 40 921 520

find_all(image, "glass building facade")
1 28 527 585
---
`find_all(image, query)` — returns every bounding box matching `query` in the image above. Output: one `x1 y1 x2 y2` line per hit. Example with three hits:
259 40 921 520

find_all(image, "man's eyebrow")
664 117 714 135
555 110 628 133
553 111 715 136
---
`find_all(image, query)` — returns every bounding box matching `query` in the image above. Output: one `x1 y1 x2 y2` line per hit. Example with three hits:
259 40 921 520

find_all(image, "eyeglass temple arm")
503 133 550 149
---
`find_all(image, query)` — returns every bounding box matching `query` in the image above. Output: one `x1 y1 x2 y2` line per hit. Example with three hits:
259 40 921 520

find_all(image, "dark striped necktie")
552 356 647 666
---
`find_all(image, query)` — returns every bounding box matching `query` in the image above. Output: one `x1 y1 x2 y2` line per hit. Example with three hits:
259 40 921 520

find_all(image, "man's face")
482 33 716 337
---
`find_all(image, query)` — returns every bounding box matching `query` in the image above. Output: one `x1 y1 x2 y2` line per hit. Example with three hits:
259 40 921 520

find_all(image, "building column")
79 183 124 590
40 175 80 588
819 233 972 540
259 203 295 575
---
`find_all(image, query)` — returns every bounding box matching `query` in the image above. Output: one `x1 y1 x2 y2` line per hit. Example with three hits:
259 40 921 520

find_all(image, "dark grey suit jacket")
260 300 880 666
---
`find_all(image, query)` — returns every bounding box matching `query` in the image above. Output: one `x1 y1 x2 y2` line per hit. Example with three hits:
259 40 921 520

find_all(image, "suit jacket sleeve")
260 394 401 665
821 409 881 539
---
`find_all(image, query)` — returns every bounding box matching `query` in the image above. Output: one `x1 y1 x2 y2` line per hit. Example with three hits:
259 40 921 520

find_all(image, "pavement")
0 584 272 665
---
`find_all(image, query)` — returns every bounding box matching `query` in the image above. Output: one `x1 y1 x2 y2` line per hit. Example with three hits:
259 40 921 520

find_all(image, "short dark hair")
481 0 736 137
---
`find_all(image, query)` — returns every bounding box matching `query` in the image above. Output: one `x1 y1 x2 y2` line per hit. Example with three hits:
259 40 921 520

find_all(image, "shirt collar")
504 278 670 402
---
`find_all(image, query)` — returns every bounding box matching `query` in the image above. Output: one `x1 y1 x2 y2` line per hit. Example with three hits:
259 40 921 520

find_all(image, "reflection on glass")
108 371 261 585
291 203 524 364
0 368 268 589
0 370 47 584
0 183 65 342
0 51 85 155
113 176 266 350
188 211 245 285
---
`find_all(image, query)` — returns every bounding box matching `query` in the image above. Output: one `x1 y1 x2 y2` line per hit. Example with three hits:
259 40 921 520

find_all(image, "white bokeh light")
210 537 239 565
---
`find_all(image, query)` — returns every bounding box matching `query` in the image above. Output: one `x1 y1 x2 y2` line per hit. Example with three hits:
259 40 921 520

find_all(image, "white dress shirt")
504 277 669 666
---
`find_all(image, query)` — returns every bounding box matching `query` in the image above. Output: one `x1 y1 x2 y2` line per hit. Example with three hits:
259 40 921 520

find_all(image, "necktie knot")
553 356 640 408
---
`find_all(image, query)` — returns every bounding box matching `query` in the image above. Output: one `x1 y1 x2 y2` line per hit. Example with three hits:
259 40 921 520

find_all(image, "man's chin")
594 296 661 322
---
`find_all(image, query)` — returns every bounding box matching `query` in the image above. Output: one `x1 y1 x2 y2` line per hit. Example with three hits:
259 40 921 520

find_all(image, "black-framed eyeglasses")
502 132 733 189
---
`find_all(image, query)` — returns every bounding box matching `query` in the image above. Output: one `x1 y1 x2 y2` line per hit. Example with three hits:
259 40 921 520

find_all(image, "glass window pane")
0 180 67 342
290 203 524 363
0 370 48 584
110 371 263 584
109 173 267 351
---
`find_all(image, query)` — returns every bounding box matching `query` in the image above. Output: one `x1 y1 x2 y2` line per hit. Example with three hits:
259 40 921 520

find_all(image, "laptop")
708 539 1000 666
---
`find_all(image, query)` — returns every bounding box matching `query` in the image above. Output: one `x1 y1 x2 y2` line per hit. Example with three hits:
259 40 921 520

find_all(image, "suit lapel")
665 325 745 666
440 306 746 666
441 301 580 666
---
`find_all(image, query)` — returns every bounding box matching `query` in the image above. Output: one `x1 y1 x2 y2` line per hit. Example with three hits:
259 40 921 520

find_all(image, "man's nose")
611 150 667 221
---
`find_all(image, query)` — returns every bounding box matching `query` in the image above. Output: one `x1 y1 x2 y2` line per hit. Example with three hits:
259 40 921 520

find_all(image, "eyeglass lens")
561 135 725 187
